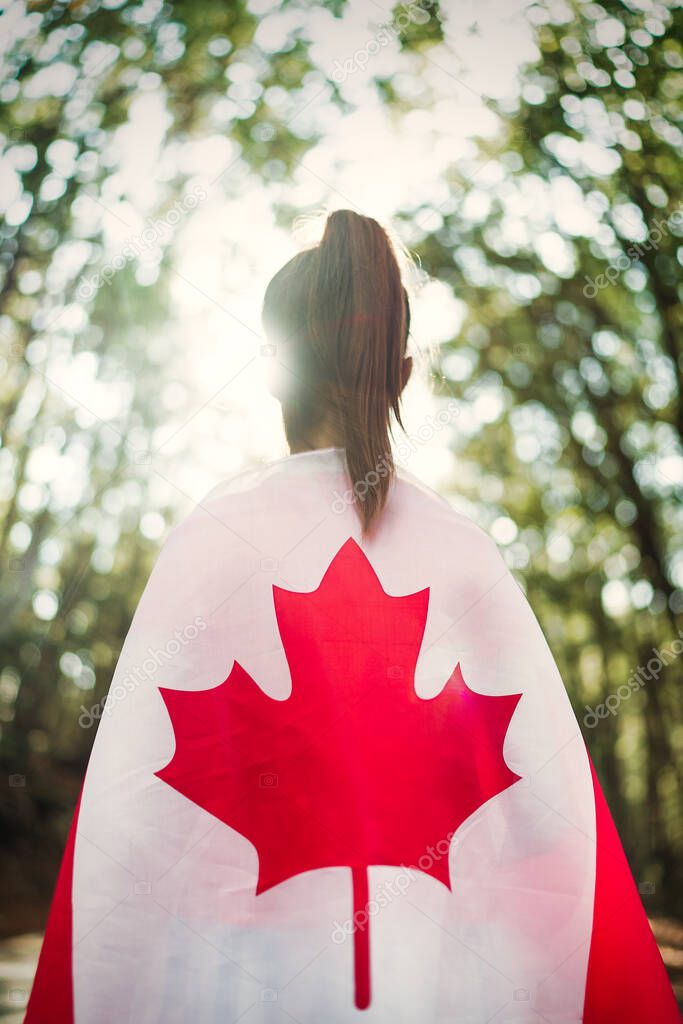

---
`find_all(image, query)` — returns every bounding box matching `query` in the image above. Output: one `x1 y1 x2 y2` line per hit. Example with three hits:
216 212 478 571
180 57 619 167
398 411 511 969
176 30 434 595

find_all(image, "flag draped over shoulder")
26 448 679 1023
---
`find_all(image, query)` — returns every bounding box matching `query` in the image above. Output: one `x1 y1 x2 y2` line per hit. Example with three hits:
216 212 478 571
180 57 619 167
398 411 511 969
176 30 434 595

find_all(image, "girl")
26 210 678 1023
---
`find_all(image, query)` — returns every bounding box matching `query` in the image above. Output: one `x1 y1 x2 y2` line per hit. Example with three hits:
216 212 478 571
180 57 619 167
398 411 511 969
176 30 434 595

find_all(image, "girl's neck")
287 416 343 454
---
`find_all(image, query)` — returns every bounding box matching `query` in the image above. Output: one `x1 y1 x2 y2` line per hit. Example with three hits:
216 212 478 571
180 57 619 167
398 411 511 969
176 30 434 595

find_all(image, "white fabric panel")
72 449 594 1023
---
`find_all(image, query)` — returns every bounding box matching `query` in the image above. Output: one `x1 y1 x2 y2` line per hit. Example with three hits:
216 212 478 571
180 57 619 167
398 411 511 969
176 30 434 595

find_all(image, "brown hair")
262 209 410 534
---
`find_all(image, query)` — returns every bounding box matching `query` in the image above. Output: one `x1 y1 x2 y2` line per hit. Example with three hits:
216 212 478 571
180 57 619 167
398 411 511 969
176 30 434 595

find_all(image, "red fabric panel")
583 759 680 1022
25 792 82 1024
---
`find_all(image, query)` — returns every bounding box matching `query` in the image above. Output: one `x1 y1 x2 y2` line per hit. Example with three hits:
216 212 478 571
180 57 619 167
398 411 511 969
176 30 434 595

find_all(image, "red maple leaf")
156 538 522 1009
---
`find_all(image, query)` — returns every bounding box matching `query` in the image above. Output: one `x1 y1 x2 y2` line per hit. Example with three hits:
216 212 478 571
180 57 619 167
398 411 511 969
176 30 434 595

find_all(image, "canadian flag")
26 449 679 1023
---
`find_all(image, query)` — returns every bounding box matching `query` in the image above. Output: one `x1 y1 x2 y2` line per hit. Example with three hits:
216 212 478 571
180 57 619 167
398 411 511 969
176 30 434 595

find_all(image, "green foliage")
399 0 683 907
0 0 343 926
1 0 682 928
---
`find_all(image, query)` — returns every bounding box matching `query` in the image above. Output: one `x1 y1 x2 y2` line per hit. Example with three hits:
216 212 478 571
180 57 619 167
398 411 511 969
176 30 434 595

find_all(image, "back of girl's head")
262 209 411 535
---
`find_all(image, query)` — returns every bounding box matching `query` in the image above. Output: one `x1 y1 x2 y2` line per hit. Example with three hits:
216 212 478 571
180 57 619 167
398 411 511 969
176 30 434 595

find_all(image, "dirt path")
0 934 40 1023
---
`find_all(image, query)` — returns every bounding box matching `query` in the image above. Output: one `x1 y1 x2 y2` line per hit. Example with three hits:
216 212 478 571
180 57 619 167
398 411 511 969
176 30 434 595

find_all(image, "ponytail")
262 209 410 534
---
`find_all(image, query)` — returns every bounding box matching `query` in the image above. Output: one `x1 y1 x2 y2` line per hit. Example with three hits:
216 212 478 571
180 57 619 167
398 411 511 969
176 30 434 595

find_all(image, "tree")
397 0 683 910
0 0 347 933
